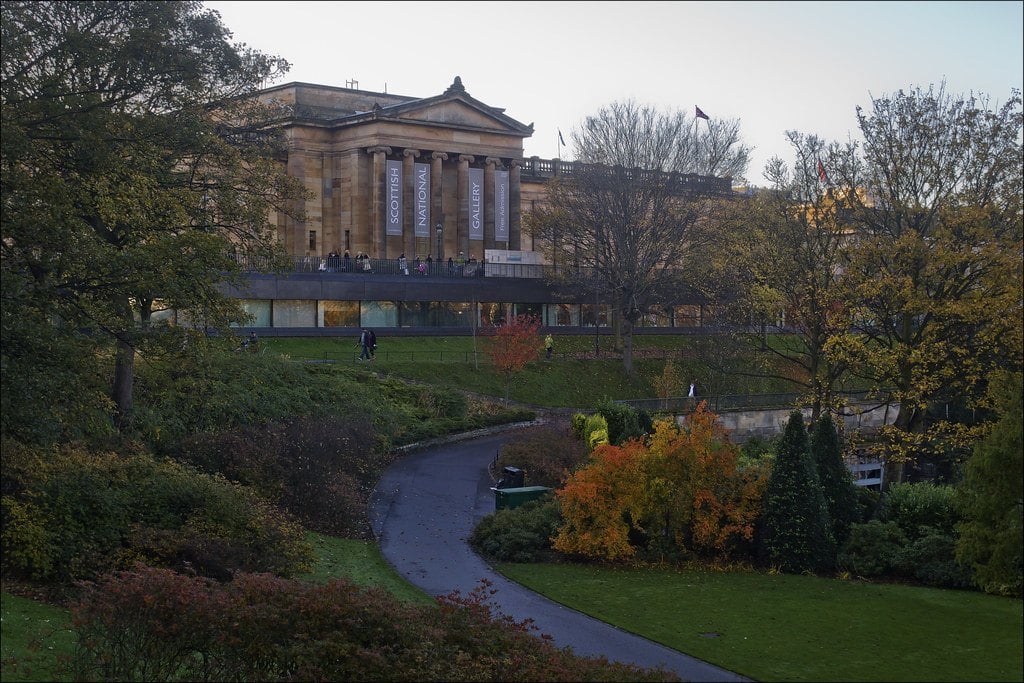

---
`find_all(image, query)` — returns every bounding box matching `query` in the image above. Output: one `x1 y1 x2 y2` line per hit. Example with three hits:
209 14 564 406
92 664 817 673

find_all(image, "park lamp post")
435 222 443 263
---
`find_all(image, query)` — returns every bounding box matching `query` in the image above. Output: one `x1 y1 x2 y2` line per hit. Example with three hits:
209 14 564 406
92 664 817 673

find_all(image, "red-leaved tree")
482 315 543 403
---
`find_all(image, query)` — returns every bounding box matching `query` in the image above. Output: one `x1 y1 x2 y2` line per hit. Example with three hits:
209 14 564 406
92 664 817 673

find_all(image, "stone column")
509 160 522 251
431 152 448 261
402 149 419 260
368 146 392 259
484 157 500 253
457 154 474 260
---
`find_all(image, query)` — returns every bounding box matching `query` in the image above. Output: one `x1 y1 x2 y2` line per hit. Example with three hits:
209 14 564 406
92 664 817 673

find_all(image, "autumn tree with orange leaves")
482 314 544 403
553 403 769 562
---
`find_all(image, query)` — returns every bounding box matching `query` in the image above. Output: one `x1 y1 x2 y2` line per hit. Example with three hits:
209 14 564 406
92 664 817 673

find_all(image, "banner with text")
468 167 484 241
386 160 402 236
413 162 430 237
494 169 509 242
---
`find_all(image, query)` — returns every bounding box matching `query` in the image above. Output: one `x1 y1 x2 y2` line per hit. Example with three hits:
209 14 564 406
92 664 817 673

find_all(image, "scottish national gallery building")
227 77 734 336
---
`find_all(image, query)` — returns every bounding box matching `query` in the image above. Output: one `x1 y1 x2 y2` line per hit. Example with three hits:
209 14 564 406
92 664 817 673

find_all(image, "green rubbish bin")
492 485 552 511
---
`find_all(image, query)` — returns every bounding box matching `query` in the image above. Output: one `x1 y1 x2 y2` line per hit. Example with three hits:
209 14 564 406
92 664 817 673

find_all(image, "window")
308 230 317 252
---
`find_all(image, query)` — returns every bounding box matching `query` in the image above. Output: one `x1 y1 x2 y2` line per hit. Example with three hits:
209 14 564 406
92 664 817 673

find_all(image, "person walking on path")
399 253 409 276
368 329 377 359
545 334 554 359
358 328 372 361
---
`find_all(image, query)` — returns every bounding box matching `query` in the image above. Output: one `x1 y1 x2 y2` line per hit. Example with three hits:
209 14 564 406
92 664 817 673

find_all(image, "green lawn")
497 562 1024 682
1 534 433 682
298 532 434 606
260 334 792 408
0 593 75 682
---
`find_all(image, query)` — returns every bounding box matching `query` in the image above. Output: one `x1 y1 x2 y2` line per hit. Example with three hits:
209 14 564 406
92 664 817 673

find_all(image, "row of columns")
369 147 522 261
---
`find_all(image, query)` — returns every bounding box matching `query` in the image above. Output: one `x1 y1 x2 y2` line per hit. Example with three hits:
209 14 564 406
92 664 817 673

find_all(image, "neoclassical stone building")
257 76 547 264
227 77 732 334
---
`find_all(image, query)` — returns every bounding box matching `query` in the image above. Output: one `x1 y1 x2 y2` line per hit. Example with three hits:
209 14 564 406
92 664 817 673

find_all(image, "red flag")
817 158 830 184
695 106 709 120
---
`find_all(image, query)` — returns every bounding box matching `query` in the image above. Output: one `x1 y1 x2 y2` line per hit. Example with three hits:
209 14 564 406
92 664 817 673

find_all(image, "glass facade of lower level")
228 299 710 331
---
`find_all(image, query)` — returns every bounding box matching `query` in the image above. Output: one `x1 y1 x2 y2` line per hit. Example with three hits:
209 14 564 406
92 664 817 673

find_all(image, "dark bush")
175 414 389 539
471 497 561 563
495 424 588 488
71 566 677 682
892 528 974 589
1 441 312 583
854 485 880 522
757 411 836 573
838 520 907 577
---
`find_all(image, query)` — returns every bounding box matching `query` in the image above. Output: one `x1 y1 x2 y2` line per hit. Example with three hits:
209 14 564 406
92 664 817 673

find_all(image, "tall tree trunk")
112 298 149 433
623 318 634 376
112 335 135 432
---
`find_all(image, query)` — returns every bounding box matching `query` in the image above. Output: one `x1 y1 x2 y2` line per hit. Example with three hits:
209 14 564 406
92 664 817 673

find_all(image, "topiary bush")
471 497 561 563
810 415 861 546
757 411 836 574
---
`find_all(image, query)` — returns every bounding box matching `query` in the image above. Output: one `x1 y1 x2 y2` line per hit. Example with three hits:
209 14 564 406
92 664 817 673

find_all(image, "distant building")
225 77 733 335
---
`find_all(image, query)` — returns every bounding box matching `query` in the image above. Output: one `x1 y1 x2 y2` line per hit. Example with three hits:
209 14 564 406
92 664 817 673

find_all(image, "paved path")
369 429 750 682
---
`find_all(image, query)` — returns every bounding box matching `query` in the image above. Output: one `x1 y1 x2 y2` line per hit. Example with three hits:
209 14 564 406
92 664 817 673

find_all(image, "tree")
481 314 543 403
527 100 748 376
955 371 1023 597
758 411 835 573
1 1 305 438
826 83 1023 479
729 133 855 420
809 414 861 546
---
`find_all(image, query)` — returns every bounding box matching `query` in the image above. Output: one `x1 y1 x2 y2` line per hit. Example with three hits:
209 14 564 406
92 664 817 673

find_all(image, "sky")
203 0 1023 185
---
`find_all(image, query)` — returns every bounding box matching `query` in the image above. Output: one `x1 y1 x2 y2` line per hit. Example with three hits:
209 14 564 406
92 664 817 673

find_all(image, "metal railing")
616 390 880 414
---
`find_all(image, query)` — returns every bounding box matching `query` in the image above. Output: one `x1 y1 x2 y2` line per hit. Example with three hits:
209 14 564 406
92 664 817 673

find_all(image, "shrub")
71 566 676 682
810 415 861 546
854 485 881 522
892 528 973 589
956 371 1023 597
471 497 561 562
1 441 313 583
583 413 609 452
495 424 588 488
878 481 960 537
418 385 469 419
757 412 835 573
570 412 587 438
595 399 651 445
838 520 907 577
175 414 389 539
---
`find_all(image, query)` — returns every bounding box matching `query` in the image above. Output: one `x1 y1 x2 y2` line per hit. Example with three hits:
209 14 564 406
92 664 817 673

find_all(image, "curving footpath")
369 428 751 682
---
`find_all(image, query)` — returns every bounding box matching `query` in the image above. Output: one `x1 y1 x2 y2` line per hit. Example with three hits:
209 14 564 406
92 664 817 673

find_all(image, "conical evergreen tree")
810 414 861 547
758 411 836 573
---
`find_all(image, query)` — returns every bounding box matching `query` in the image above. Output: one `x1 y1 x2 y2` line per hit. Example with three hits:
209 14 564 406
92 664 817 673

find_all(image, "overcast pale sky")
204 0 1023 185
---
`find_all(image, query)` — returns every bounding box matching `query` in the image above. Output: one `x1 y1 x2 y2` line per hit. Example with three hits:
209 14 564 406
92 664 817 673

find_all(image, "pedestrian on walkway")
368 329 377 359
358 328 372 360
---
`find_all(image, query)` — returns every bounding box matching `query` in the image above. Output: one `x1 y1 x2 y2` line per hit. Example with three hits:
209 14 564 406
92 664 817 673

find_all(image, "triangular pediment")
372 77 534 136
389 99 515 131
